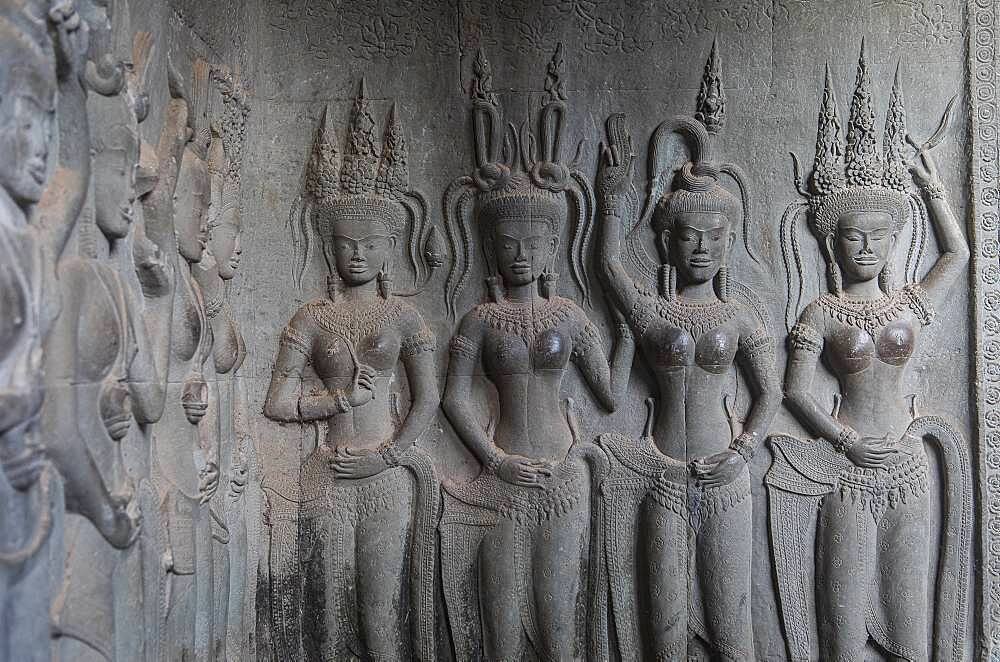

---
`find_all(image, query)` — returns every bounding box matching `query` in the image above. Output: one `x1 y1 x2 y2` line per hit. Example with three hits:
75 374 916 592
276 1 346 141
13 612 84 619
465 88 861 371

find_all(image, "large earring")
485 275 503 302
540 258 558 299
823 235 843 297
714 265 730 302
658 264 676 300
326 273 340 302
377 262 392 299
878 261 893 294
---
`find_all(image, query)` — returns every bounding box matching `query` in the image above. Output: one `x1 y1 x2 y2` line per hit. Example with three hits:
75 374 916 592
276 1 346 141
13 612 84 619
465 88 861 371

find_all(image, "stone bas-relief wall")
0 0 995 660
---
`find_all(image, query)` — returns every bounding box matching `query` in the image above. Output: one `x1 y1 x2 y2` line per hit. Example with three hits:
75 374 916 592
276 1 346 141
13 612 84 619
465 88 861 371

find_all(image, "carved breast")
173 275 203 362
827 319 917 375
876 320 916 367
644 322 738 374
482 327 572 376
312 328 400 382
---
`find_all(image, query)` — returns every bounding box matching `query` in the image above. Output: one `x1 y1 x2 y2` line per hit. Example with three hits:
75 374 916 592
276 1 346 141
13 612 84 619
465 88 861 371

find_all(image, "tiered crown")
799 42 910 239
305 79 409 238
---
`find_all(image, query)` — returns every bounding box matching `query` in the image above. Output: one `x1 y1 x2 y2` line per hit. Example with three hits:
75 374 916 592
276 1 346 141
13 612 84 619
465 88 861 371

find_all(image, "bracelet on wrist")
332 389 351 414
379 443 402 467
600 193 622 216
920 180 946 200
730 432 756 463
833 426 859 453
484 450 505 473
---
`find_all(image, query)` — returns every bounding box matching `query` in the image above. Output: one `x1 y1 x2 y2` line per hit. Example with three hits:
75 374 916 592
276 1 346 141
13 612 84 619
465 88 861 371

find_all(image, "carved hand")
198 461 220 503
497 454 553 489
845 436 899 469
181 375 209 425
229 461 249 497
691 449 745 489
596 113 635 214
329 447 388 479
99 378 133 441
908 146 944 192
133 232 174 297
49 0 89 84
347 364 378 407
98 493 142 549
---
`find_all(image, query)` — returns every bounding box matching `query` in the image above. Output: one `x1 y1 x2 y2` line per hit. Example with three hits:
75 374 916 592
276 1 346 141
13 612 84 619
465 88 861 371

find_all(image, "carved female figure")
439 46 633 661
767 45 972 662
192 67 252 659
44 35 178 662
0 5 90 661
263 81 441 661
593 42 780 661
142 67 222 662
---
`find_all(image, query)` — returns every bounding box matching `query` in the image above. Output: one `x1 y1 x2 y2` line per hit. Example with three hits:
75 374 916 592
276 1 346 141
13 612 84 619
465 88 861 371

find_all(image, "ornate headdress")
628 38 759 304
781 42 928 328
290 79 440 293
792 41 911 240
443 44 595 317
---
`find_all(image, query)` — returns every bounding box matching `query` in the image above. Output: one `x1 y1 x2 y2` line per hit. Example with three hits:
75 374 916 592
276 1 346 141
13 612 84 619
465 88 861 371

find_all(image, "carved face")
832 210 896 284
175 148 210 263
0 94 52 207
212 220 241 280
664 211 733 286
330 216 396 287
93 127 139 240
493 220 558 288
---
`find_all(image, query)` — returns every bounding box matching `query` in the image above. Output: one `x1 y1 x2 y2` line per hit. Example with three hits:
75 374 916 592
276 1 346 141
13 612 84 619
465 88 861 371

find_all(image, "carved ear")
548 234 560 257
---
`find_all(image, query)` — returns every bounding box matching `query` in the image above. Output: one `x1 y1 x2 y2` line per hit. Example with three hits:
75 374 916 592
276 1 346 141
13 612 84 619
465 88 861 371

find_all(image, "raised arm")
570 313 634 412
141 62 192 257
34 6 92 261
595 113 642 316
909 147 970 311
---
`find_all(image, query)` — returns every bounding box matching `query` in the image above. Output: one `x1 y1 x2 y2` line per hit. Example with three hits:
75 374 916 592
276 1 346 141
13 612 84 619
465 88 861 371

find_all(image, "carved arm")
732 324 782 460
441 316 504 471
912 151 970 312
570 318 634 413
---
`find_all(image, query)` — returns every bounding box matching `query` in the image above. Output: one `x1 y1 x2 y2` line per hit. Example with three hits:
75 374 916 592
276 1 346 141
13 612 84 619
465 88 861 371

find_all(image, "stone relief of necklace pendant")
768 41 972 662
262 77 441 662
440 44 634 662
593 37 780 661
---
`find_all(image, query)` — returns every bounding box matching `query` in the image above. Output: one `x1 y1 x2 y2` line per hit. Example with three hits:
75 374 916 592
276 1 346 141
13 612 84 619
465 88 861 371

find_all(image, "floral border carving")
970 0 1000 657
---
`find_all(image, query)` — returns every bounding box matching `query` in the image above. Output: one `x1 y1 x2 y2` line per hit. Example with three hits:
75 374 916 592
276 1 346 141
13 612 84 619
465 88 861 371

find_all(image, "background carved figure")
767 43 972 662
44 16 170 661
0 4 89 660
439 46 633 661
593 41 780 662
262 80 441 661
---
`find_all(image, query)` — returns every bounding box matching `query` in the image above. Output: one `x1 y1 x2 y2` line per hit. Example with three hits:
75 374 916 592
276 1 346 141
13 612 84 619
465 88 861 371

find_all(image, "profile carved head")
206 122 242 279
0 15 56 210
291 79 436 296
175 130 211 264
89 90 141 240
794 42 913 292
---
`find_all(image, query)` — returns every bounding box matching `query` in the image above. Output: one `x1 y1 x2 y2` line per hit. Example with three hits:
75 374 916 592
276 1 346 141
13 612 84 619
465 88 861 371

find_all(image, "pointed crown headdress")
792 42 911 239
444 44 596 317
781 42 931 330
629 38 758 284
290 79 439 291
